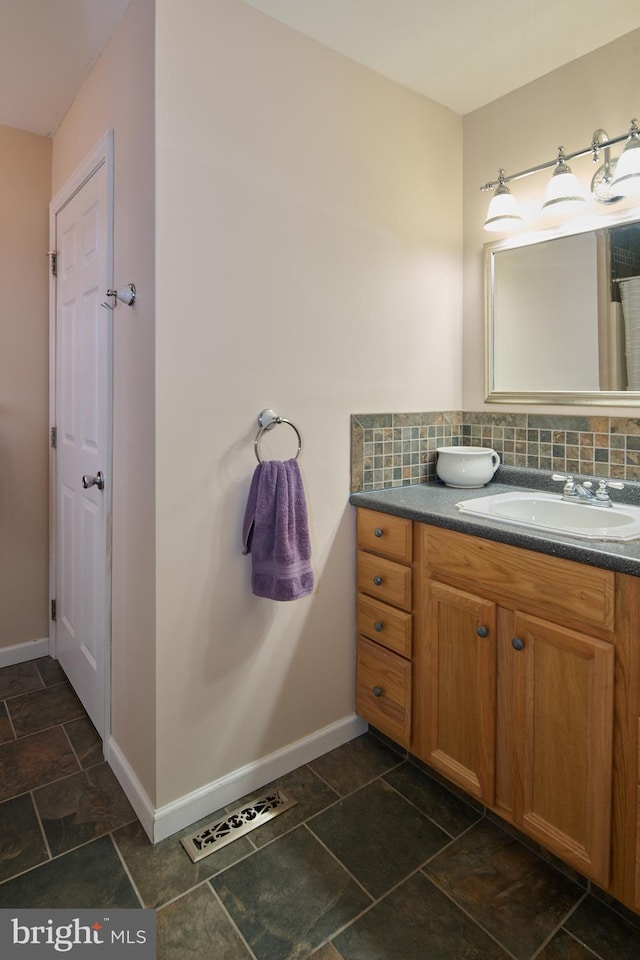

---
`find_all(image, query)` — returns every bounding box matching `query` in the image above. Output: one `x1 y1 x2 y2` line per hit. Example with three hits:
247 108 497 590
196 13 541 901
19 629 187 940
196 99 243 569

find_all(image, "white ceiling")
3 0 640 138
0 0 131 136
241 0 640 114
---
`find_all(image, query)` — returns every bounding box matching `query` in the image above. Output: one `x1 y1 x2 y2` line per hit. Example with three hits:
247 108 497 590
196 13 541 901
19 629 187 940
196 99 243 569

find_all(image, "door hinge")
50 426 57 449
49 251 57 276
51 599 57 621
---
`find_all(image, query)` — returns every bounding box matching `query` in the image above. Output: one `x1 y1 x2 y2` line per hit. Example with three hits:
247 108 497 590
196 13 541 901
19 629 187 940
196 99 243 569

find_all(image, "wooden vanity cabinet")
414 524 636 896
419 574 614 884
353 507 640 910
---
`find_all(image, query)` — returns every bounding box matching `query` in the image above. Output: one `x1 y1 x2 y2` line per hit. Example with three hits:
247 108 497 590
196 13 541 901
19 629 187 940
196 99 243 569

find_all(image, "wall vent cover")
180 789 296 862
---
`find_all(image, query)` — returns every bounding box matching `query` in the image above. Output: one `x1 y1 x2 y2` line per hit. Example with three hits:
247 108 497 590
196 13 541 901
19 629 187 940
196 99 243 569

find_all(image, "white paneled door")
52 141 112 739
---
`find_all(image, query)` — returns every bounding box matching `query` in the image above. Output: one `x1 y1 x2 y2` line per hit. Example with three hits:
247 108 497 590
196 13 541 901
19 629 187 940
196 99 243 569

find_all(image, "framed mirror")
485 208 640 404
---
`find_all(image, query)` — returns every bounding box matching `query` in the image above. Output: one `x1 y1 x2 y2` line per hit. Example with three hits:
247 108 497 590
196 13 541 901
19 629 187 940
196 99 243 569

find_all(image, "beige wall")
52 0 157 801
0 125 51 649
463 29 640 414
155 0 462 804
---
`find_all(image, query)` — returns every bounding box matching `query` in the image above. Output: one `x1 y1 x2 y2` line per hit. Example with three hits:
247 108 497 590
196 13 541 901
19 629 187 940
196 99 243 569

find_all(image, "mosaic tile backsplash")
351 411 640 492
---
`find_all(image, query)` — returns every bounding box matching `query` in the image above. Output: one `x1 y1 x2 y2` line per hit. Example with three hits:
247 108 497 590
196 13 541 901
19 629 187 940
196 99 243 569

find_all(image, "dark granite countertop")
349 466 640 578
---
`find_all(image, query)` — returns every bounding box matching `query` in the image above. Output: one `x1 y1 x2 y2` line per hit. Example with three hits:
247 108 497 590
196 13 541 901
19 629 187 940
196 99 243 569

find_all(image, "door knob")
82 471 105 491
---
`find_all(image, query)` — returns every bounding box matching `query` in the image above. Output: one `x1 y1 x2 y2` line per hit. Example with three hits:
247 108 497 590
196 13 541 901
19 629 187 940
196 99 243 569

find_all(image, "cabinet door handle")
373 576 383 586
372 686 383 697
373 621 383 632
476 625 488 638
374 528 383 538
512 636 525 651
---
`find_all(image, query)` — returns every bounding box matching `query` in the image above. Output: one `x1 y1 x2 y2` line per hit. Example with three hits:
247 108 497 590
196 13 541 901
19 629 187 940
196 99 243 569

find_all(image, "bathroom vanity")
352 480 640 913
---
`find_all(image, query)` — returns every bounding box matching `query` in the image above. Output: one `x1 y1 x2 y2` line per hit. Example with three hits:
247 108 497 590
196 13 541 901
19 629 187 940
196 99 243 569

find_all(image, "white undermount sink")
455 490 640 542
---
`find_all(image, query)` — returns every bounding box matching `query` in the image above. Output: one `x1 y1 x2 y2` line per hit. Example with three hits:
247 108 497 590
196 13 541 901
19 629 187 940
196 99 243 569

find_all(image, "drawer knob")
476 625 488 638
373 576 383 586
374 528 384 538
373 621 383 632
512 636 525 651
372 686 383 697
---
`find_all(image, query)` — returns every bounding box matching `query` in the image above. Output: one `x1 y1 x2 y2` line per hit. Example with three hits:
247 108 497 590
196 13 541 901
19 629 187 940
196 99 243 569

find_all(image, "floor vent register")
181 790 296 862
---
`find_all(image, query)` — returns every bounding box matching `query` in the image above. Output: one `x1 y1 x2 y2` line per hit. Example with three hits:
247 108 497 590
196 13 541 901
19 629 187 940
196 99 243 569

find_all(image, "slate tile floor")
1 659 640 959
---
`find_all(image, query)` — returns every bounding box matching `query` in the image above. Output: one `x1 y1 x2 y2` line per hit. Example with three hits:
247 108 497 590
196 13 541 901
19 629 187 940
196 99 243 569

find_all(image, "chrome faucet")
552 474 624 507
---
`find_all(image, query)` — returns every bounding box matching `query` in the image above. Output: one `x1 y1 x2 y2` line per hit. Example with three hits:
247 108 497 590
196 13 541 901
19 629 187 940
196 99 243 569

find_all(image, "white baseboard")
152 713 367 843
0 637 50 668
106 736 156 842
108 713 367 844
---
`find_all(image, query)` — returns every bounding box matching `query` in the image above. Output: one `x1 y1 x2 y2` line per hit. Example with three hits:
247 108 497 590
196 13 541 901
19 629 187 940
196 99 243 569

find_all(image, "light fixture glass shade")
611 136 640 197
542 157 586 216
483 181 523 232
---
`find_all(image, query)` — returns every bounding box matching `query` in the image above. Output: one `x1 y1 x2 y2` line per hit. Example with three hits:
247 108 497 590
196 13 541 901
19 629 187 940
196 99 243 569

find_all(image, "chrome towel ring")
254 409 302 463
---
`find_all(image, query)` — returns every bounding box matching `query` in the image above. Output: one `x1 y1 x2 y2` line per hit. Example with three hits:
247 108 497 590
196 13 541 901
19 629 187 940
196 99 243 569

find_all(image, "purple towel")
242 459 314 601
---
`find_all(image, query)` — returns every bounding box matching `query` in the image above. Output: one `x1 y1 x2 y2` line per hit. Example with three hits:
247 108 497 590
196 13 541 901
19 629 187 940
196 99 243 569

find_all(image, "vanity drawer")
357 508 413 563
357 550 412 611
357 595 412 658
422 526 615 632
356 637 411 748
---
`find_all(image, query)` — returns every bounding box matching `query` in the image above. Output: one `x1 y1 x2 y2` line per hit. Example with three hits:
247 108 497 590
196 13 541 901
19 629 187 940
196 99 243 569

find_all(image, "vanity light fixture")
610 119 640 197
541 148 586 216
480 117 640 232
483 170 524 232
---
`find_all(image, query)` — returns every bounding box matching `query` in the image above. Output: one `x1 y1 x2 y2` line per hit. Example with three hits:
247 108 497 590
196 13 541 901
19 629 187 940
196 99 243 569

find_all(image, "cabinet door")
420 581 496 803
511 613 614 887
